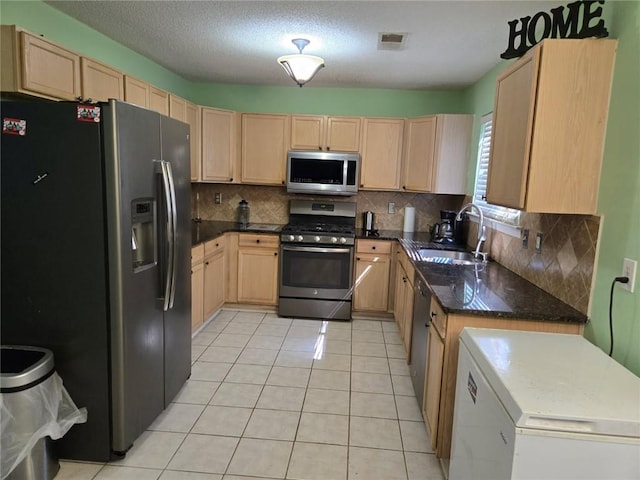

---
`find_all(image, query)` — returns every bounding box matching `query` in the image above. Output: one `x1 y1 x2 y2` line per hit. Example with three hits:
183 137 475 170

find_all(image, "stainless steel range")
278 200 357 321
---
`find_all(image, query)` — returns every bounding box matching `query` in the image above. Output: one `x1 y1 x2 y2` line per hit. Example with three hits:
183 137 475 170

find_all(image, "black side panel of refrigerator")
0 101 112 460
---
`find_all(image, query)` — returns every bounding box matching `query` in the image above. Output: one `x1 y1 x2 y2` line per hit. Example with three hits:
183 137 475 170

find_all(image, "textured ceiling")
46 1 561 90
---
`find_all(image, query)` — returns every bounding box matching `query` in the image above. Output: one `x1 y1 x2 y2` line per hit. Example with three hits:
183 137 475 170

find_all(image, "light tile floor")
57 309 445 480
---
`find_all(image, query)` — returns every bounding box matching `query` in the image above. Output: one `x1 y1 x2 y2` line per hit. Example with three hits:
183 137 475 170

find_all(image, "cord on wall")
609 276 630 357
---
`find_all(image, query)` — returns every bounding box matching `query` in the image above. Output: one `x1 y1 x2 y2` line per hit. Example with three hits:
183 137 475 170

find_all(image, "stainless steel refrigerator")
1 99 192 461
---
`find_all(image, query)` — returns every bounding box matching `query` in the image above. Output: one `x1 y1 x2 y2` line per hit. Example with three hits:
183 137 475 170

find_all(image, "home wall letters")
501 0 609 59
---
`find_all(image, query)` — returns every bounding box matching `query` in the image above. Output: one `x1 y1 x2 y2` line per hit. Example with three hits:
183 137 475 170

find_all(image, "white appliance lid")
460 328 640 438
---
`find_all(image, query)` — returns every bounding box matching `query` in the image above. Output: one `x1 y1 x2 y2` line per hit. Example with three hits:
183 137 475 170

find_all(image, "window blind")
473 114 521 226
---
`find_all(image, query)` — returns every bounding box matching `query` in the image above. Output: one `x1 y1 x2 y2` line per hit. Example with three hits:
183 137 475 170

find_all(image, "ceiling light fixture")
277 38 325 87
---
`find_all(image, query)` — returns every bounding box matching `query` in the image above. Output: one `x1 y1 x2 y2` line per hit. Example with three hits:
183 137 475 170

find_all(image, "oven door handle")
282 245 352 254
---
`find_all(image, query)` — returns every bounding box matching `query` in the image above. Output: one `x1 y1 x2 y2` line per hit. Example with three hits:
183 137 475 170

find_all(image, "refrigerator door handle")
159 160 174 312
165 161 178 309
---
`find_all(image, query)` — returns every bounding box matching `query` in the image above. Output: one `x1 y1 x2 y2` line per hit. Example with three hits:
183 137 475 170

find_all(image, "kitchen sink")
417 249 478 265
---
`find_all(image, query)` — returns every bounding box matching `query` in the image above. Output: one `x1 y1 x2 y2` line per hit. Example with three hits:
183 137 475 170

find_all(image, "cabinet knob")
274 252 278 256
256 239 260 243
372 245 376 250
357 257 361 261
318 146 322 151
402 186 406 190
281 181 285 185
326 147 331 151
205 261 209 265
360 184 364 188
230 177 233 182
215 243 219 247
431 311 436 318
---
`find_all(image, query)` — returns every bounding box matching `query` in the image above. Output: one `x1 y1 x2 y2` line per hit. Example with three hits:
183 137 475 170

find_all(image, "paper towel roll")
403 206 415 232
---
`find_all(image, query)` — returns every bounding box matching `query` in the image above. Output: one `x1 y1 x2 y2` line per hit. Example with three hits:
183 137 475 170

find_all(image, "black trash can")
1 346 60 480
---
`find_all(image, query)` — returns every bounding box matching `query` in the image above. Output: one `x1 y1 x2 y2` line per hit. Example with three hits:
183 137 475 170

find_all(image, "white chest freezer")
449 328 640 480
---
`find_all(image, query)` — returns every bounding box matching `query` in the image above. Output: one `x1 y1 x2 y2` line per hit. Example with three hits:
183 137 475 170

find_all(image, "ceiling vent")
378 32 407 50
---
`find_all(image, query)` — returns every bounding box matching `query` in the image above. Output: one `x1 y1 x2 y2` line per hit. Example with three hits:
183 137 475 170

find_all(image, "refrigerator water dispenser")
131 199 156 272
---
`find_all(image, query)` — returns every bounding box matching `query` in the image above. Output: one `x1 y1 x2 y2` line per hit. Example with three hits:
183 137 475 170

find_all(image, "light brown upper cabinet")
359 117 405 191
124 75 150 108
149 86 170 116
80 57 123 102
290 115 361 151
241 113 290 185
1 26 81 100
169 94 187 121
201 107 239 183
402 115 473 194
487 39 617 214
186 102 201 182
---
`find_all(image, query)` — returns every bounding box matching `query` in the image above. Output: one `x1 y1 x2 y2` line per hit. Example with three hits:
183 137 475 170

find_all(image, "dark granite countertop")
192 221 586 324
391 237 587 324
192 220 283 246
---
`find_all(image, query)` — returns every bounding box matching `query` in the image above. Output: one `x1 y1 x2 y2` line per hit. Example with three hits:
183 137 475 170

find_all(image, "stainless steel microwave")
286 150 360 196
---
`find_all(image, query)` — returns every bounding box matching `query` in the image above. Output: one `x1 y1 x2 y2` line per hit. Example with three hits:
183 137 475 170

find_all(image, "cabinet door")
124 75 149 108
424 324 445 450
290 115 324 150
402 116 437 192
169 94 187 121
80 58 123 102
393 261 407 334
326 117 361 151
353 253 390 312
149 86 170 115
238 248 279 305
186 102 201 182
241 114 290 185
203 250 225 321
402 276 415 360
431 115 473 194
202 107 237 183
487 48 539 209
191 260 204 332
360 118 404 190
20 31 81 100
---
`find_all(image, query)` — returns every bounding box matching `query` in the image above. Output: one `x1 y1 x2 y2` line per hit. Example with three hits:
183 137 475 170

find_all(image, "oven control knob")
296 235 304 242
288 235 295 241
331 237 338 243
339 237 347 244
314 236 321 242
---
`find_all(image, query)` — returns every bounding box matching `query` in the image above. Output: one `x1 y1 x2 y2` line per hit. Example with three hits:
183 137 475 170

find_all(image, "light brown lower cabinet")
203 239 225 322
191 244 205 332
420 298 584 459
353 240 392 312
392 246 415 360
237 234 279 305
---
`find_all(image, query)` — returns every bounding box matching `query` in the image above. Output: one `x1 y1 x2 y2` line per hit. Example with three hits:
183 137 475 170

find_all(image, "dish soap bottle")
238 199 250 228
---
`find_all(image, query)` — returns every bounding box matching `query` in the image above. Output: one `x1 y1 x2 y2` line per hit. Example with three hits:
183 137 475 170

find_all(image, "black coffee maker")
431 210 464 245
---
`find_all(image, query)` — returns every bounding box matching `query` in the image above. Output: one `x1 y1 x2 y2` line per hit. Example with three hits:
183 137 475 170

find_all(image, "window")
473 114 521 226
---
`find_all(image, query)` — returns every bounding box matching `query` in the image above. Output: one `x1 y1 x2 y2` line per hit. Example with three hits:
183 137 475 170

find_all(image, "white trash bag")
0 372 87 479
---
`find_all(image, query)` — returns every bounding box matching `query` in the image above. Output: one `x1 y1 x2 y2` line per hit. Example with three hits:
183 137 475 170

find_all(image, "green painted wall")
588 0 640 375
0 0 192 97
1 0 465 117
461 1 640 375
191 83 465 116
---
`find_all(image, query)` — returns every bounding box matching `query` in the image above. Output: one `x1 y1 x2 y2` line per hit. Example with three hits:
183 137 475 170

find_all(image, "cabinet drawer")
356 239 392 254
239 233 279 249
430 298 447 338
204 237 225 256
191 244 204 266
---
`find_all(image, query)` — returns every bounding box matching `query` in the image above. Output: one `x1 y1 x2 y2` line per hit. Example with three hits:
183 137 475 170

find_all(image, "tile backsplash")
192 184 599 316
466 211 600 315
192 183 465 232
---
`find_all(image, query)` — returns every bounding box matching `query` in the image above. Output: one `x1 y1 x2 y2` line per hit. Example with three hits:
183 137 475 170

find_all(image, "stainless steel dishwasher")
410 272 431 409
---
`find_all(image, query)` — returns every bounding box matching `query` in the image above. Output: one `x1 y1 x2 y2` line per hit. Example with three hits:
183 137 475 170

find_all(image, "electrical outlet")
215 192 222 204
621 258 637 293
535 232 543 253
522 229 529 249
388 202 396 214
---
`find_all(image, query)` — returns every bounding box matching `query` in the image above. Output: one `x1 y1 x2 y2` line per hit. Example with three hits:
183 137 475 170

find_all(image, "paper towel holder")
403 206 416 233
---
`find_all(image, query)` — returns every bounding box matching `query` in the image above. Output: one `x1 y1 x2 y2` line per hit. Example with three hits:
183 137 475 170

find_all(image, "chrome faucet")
456 203 487 261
